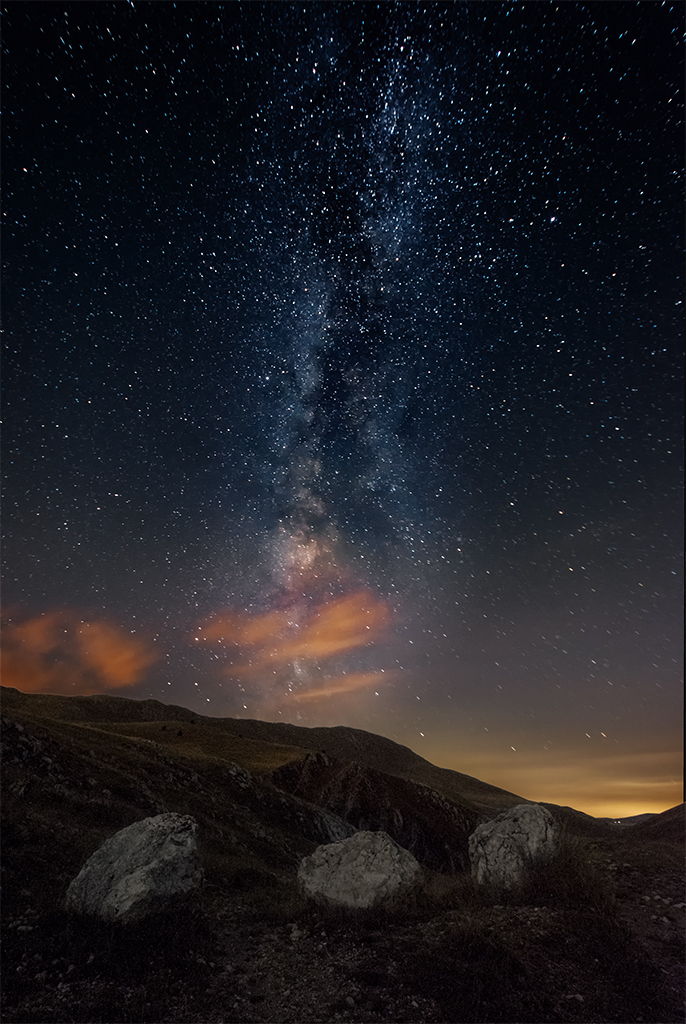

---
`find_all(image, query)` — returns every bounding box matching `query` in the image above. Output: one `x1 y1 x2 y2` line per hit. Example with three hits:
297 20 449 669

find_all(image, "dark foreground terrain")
2 686 684 1024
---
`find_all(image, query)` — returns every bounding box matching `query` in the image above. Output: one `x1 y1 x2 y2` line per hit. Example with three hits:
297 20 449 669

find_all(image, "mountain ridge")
0 686 525 814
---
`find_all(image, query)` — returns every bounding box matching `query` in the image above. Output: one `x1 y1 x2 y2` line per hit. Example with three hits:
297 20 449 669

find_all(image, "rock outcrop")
298 830 423 909
65 813 203 923
272 752 480 873
469 803 559 889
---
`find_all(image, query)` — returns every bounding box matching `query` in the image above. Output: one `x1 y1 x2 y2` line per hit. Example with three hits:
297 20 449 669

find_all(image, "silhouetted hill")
0 687 208 725
629 803 685 843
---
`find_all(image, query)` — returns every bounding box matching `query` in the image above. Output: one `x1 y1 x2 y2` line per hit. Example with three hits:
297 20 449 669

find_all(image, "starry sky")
2 2 683 817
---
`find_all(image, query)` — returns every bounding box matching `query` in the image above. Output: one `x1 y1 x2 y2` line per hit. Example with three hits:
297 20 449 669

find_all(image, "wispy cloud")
195 589 394 707
290 669 398 701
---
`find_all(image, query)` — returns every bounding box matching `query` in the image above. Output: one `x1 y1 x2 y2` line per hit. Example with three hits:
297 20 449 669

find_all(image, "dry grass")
83 719 309 774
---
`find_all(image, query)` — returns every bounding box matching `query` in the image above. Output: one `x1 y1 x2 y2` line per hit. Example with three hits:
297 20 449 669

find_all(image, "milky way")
2 2 683 815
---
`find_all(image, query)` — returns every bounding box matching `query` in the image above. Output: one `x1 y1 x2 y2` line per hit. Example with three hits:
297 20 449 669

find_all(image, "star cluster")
2 2 683 815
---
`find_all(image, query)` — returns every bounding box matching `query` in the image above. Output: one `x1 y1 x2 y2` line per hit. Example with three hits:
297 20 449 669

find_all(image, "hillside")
0 686 525 814
1 686 683 1024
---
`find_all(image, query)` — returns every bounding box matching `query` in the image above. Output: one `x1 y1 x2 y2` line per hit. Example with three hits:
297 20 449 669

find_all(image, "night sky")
2 2 683 817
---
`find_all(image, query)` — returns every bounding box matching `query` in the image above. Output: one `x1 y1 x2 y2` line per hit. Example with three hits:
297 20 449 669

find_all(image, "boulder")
469 803 559 889
298 830 422 909
65 813 202 923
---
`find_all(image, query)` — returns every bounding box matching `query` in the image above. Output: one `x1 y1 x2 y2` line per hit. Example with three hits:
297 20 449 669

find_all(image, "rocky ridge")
271 751 481 873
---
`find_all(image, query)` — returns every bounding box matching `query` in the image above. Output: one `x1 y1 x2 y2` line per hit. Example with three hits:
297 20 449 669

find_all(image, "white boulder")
65 813 203 923
298 830 422 909
469 803 559 889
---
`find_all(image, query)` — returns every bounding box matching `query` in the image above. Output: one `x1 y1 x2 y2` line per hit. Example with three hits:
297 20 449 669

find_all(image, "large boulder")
65 813 202 923
469 803 559 889
298 830 422 910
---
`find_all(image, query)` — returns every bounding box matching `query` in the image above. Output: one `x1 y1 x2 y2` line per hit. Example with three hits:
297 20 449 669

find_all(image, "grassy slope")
0 686 524 814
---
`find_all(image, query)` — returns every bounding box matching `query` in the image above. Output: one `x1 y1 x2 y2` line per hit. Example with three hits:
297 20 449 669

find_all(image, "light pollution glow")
428 734 683 819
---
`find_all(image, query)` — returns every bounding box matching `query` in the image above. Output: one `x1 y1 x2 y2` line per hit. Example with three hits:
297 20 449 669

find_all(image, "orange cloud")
195 609 291 647
290 670 398 701
195 590 395 706
1 611 159 695
283 592 390 661
75 621 156 688
9 613 64 654
198 590 390 674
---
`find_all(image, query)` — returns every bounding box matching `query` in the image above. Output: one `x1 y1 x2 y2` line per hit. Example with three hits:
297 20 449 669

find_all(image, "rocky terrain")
1 685 684 1023
271 752 480 873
